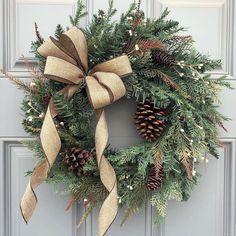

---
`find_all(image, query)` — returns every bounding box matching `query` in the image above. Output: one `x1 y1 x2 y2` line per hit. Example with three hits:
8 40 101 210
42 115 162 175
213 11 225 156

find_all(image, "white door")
0 0 235 235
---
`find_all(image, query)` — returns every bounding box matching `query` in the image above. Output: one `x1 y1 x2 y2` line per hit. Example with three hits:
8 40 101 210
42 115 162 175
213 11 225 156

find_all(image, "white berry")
135 44 140 51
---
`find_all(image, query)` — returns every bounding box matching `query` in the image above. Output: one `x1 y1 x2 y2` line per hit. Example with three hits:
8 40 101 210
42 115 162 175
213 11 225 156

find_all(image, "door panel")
0 0 235 236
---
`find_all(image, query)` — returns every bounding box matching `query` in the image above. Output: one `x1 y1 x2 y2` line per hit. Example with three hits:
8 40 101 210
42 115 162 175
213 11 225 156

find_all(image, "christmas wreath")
4 0 231 234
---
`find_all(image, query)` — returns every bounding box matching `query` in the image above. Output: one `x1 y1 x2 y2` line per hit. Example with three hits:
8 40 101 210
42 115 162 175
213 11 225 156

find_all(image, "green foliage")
22 139 45 159
53 82 95 149
16 0 232 228
54 24 64 39
151 180 183 223
69 0 87 26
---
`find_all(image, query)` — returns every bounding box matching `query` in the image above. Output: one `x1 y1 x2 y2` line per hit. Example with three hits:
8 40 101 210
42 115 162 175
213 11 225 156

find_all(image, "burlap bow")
20 26 132 235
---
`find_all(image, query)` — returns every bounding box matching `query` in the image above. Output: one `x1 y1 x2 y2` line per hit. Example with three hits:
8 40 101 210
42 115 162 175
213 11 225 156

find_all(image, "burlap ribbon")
20 26 132 235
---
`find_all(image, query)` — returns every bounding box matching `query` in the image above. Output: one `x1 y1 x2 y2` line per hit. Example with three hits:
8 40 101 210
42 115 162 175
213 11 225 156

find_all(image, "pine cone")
42 93 51 106
135 98 167 142
63 147 96 177
152 49 176 67
147 165 164 191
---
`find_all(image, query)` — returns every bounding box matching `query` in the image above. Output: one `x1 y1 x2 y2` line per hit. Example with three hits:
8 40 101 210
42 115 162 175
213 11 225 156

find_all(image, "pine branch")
55 24 65 39
138 68 181 91
23 125 41 134
165 35 193 45
136 0 142 15
22 140 45 160
159 8 170 21
107 0 117 20
70 0 87 26
159 72 181 91
58 129 86 148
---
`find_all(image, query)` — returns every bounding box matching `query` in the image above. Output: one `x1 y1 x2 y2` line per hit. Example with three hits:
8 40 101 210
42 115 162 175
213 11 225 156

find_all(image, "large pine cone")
147 165 165 191
63 147 96 177
135 98 167 142
152 49 176 67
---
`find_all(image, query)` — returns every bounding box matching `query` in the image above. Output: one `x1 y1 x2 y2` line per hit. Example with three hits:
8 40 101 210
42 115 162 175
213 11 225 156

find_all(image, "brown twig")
21 55 44 80
65 197 75 211
138 39 166 50
34 22 44 44
136 0 142 15
0 69 31 92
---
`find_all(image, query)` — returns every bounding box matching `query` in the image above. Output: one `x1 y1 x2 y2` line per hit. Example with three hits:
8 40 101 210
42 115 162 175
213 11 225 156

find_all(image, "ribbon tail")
95 109 118 236
20 99 61 222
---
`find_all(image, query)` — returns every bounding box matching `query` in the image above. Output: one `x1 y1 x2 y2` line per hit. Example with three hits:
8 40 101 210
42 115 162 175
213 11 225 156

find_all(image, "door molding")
222 139 236 236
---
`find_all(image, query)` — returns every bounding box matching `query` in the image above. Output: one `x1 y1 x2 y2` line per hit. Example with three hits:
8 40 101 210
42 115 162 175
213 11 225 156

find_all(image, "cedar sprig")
1 70 31 92
180 149 193 180
152 147 164 177
21 55 46 82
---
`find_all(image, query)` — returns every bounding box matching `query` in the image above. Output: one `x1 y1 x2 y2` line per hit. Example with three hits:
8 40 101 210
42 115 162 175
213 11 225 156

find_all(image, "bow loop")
60 27 88 72
37 37 77 65
86 72 126 110
44 56 84 84
90 55 132 77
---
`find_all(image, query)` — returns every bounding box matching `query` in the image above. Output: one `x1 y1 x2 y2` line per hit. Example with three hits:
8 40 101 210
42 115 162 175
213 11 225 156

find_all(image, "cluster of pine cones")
62 47 174 188
136 49 174 190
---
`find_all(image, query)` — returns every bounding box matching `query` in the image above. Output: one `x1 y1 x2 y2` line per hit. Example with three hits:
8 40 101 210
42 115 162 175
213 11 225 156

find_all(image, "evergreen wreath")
4 0 232 228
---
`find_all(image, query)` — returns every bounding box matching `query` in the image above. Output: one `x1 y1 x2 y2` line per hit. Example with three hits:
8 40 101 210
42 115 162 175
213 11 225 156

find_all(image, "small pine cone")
132 10 144 28
152 49 176 67
63 147 96 177
147 165 164 191
42 93 51 106
132 17 142 28
135 98 167 142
